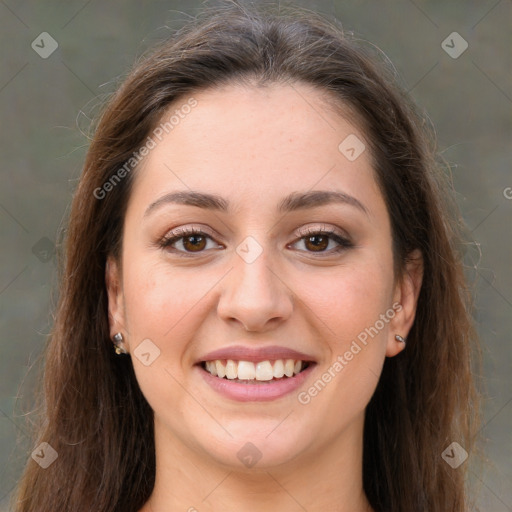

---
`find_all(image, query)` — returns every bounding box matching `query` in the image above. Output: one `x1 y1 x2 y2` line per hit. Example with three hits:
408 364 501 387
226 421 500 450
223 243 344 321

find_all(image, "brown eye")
182 234 207 252
159 228 222 255
304 234 329 252
291 229 353 255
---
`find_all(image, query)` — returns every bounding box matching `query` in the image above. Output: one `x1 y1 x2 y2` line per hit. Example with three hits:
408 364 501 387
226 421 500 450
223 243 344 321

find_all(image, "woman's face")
107 83 420 470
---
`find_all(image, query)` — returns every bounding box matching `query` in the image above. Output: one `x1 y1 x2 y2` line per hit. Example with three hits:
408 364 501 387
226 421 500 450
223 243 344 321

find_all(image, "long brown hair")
14 3 480 511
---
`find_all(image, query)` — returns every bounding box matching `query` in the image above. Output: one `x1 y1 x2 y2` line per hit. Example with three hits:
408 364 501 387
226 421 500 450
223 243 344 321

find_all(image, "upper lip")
197 345 317 364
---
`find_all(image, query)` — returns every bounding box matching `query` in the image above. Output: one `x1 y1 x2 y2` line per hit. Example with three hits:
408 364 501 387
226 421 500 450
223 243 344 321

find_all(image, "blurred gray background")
0 1 510 510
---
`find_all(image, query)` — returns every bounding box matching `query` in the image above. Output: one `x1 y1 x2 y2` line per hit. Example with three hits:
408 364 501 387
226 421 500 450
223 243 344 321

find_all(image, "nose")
216 245 293 332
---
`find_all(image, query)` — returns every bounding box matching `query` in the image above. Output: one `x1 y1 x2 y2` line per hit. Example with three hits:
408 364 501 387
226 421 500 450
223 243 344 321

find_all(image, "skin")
106 83 423 512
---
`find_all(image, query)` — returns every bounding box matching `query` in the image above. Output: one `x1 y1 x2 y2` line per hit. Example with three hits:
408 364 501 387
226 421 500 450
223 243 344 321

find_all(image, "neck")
141 414 373 512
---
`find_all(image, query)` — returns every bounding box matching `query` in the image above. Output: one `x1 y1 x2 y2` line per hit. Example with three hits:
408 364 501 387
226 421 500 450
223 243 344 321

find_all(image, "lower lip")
197 363 316 402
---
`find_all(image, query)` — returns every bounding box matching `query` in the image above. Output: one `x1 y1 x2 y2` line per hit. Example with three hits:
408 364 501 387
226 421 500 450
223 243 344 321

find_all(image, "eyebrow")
144 189 369 217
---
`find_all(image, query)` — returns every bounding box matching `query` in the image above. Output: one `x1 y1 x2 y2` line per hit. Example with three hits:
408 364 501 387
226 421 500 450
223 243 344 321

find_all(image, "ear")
386 249 424 357
105 256 126 339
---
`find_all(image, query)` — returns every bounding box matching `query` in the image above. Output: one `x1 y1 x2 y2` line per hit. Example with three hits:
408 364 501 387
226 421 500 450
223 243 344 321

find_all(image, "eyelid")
164 224 217 239
292 223 350 241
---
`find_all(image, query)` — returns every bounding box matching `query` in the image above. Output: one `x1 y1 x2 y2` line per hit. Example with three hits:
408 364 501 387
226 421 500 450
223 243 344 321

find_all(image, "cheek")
121 259 203 345
295 274 392 427
121 256 227 378
120 260 214 405
293 255 393 406
296 257 394 342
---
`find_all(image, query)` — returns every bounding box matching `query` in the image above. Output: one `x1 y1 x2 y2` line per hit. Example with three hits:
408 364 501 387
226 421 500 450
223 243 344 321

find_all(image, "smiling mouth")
200 359 312 383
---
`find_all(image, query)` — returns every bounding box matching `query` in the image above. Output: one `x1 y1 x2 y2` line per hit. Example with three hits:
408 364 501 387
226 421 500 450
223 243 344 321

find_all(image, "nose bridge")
217 235 293 330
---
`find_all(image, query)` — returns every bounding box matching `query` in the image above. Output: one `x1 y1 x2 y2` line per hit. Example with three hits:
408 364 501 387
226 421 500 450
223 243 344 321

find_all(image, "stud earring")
395 334 406 345
113 332 128 355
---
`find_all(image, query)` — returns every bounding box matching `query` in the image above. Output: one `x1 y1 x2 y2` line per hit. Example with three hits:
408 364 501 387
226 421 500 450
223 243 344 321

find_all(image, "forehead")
128 83 383 217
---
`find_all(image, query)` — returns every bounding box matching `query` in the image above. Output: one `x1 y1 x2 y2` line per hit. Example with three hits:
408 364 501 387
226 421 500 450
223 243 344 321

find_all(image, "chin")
198 426 308 471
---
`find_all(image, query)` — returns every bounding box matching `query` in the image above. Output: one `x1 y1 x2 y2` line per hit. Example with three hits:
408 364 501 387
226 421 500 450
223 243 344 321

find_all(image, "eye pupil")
183 235 206 252
305 235 329 251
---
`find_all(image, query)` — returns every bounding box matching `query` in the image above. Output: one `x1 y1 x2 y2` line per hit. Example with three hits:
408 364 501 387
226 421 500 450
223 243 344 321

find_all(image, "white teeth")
284 359 295 377
225 359 237 379
206 361 217 376
237 361 256 379
203 358 308 380
273 359 285 378
255 361 274 381
215 360 226 378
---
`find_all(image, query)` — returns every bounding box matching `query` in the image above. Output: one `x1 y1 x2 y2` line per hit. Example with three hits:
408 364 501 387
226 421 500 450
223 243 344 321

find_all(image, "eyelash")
158 226 353 257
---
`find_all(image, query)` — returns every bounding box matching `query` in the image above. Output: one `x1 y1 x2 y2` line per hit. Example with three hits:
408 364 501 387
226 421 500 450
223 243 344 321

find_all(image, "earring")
113 332 127 355
395 334 406 345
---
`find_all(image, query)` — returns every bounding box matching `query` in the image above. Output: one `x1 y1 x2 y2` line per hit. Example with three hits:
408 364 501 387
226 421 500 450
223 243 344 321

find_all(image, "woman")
14 3 480 511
